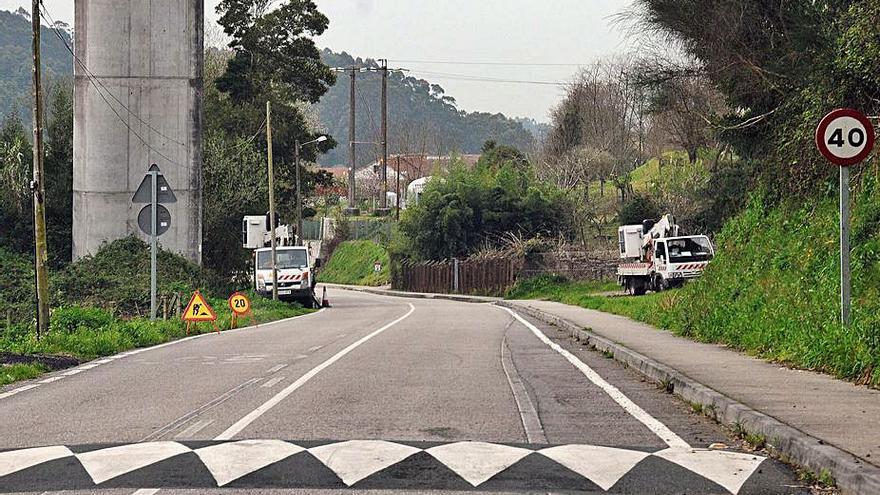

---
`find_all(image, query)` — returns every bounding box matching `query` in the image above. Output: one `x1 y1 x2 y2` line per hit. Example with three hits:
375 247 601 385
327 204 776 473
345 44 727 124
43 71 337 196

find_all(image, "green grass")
507 173 880 387
0 363 49 386
319 241 391 286
0 293 312 384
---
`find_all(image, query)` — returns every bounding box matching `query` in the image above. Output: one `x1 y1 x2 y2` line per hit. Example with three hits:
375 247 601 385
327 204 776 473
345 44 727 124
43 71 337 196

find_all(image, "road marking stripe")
310 440 421 486
62 369 83 376
173 419 215 440
426 442 532 487
308 345 324 352
38 376 64 384
498 306 691 449
0 384 40 400
540 444 650 490
215 304 416 441
195 440 304 487
266 364 288 374
76 442 191 484
261 376 286 389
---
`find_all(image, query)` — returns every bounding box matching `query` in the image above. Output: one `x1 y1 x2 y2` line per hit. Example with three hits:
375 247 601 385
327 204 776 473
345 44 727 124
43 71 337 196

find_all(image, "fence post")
453 258 460 293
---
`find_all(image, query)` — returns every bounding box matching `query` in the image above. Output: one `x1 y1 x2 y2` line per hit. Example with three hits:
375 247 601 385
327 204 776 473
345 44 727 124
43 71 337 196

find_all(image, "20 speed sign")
816 108 875 167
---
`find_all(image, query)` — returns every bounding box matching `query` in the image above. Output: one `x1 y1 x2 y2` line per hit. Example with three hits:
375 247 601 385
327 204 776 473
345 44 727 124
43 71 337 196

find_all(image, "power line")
389 59 587 67
408 70 567 87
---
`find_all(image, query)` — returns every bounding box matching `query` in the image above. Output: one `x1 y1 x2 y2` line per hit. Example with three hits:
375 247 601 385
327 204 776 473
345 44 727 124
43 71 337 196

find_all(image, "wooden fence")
392 255 522 296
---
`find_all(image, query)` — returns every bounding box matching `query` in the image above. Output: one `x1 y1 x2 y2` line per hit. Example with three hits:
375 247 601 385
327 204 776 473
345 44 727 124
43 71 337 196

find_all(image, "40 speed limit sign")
816 108 875 166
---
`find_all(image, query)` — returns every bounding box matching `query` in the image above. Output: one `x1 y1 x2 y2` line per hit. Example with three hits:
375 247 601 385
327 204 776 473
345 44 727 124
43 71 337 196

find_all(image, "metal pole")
380 59 388 211
150 170 158 321
267 101 278 301
840 165 851 326
396 155 401 220
31 0 50 338
295 139 303 247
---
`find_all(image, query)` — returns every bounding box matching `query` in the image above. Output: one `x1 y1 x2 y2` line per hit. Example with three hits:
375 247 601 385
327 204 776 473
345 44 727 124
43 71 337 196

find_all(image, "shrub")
51 306 114 334
618 194 661 226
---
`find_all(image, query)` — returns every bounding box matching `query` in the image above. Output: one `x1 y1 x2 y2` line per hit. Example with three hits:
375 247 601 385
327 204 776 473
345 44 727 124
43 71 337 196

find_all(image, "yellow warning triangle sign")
183 291 218 322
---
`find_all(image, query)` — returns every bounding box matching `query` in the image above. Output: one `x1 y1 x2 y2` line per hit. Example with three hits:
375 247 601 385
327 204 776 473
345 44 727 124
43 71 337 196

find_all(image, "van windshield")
667 237 713 263
257 249 308 270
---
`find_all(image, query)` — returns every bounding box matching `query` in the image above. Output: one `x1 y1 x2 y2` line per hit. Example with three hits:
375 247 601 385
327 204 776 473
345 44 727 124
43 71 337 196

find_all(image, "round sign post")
816 109 876 325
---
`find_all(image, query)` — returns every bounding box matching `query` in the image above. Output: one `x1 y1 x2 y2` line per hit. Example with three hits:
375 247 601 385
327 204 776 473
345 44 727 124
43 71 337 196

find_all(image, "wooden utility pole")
266 101 278 301
380 59 389 212
31 0 50 338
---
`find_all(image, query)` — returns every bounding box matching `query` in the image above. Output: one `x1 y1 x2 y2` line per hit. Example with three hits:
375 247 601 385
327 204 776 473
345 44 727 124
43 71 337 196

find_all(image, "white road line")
62 369 83 376
38 376 65 384
498 306 691 450
266 364 288 374
215 304 417 441
308 345 324 352
0 384 40 400
261 376 286 389
173 419 215 440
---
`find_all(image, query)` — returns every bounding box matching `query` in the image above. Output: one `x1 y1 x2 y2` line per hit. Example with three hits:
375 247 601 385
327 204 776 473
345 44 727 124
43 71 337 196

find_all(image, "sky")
2 0 640 122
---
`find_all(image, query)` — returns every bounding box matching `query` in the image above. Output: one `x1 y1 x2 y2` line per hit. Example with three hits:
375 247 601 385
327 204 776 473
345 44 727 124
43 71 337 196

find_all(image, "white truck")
617 214 714 295
243 216 322 308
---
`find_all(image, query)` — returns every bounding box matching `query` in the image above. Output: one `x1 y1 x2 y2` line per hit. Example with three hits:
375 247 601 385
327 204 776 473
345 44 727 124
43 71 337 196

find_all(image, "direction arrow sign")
133 164 177 204
816 108 875 167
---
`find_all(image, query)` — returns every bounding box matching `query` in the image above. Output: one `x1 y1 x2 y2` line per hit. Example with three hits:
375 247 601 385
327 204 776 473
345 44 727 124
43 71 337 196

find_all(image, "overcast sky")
2 0 639 122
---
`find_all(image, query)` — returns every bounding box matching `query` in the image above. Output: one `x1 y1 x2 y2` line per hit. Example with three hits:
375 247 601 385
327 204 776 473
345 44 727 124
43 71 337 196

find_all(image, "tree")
0 114 33 255
44 80 74 265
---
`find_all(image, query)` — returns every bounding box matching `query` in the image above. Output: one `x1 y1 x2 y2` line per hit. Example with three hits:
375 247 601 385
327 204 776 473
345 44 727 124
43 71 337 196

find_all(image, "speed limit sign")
816 108 875 167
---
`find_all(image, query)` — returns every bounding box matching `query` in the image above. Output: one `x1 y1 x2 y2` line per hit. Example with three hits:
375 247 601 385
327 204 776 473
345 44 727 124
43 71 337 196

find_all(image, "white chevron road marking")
426 441 532 487
540 444 651 490
498 306 691 449
309 440 421 486
195 440 304 487
655 448 766 495
75 442 191 484
0 446 72 478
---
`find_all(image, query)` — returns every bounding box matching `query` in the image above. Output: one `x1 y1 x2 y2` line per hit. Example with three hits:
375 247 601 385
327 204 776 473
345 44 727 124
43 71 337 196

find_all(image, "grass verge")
319 240 390 286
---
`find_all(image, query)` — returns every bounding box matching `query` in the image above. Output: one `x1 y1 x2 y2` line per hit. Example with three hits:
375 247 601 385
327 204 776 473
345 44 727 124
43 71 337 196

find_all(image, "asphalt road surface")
0 290 810 494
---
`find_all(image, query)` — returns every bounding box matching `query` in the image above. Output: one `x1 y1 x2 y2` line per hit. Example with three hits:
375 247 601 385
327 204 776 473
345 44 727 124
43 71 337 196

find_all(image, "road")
0 290 809 494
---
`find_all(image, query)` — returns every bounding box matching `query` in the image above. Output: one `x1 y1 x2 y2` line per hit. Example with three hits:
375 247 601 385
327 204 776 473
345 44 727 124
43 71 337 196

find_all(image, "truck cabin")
255 247 310 272
654 236 714 265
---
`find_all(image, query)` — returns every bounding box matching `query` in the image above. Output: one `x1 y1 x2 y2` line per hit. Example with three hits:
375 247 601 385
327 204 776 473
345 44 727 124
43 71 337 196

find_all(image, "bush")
51 306 114 334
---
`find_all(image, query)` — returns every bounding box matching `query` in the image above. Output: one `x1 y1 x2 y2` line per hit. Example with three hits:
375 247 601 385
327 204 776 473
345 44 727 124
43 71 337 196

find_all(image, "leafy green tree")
44 81 73 265
617 193 660 226
0 113 33 254
396 150 571 260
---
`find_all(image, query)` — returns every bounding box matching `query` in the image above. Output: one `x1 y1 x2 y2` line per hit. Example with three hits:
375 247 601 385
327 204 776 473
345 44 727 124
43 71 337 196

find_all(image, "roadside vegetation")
319 240 390 286
0 237 311 386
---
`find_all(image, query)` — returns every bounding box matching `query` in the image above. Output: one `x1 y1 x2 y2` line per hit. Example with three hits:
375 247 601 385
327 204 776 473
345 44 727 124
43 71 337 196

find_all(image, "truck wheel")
653 276 665 293
632 279 647 296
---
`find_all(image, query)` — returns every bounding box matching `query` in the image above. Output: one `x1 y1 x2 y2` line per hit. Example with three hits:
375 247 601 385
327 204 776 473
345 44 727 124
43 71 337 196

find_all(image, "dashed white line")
308 345 324 352
215 304 417 441
266 364 288 374
498 306 691 450
38 376 65 384
261 376 286 389
61 369 83 376
0 384 39 400
174 419 215 440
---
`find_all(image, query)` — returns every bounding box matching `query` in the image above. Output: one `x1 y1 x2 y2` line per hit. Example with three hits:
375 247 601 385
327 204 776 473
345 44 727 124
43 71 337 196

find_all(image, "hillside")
0 9 72 123
0 13 536 160
316 50 536 167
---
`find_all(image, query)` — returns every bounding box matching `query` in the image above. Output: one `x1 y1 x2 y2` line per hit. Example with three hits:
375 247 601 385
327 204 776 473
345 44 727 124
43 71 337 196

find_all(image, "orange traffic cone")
322 287 330 308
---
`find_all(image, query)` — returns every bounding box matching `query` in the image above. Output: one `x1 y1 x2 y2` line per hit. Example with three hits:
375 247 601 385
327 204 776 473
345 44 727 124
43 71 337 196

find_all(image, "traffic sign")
183 291 217 322
133 164 178 204
816 108 875 167
138 204 171 236
228 292 252 316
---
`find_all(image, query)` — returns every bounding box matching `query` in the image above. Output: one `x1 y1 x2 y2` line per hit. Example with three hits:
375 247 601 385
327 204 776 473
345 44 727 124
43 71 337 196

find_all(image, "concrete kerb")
322 284 500 304
497 300 880 495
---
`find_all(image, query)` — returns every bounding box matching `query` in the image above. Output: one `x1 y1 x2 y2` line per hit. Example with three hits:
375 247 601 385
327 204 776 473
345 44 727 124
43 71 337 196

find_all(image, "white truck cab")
253 246 320 307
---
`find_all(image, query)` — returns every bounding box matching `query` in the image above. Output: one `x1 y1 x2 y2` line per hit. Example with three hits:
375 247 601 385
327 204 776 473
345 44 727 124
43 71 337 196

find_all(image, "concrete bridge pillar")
73 0 204 263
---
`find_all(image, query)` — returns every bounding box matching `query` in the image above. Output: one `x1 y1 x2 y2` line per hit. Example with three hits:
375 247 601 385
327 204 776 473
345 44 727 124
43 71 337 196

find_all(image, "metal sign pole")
840 165 851 326
150 170 158 321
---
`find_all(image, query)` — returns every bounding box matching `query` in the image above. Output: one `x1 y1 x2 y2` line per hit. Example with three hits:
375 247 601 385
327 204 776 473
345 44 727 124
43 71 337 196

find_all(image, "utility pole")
396 155 401 220
295 139 302 247
379 59 389 214
31 0 50 338
266 101 278 301
346 67 359 216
